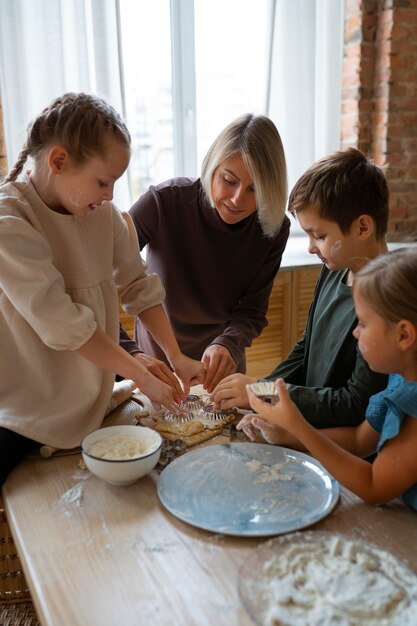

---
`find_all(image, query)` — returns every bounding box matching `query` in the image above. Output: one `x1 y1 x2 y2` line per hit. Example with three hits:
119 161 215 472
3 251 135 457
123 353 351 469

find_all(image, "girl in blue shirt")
247 247 417 510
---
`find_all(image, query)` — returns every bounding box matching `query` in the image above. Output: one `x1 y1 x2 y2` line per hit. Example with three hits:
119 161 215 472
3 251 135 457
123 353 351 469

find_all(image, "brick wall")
341 0 417 240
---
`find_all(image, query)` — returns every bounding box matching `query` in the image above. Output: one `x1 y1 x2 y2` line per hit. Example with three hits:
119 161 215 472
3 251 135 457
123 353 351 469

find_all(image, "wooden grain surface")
3 438 417 626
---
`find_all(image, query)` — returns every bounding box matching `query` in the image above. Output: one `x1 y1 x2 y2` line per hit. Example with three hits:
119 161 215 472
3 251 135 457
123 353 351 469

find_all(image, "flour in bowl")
87 434 148 460
239 531 417 626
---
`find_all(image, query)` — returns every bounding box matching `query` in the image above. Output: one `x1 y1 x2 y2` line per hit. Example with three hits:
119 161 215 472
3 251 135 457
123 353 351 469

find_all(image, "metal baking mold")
197 404 232 422
162 394 206 423
248 380 279 404
162 411 195 424
180 394 205 412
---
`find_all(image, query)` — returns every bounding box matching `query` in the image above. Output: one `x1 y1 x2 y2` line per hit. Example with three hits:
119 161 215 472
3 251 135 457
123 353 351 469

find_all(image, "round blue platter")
157 443 339 537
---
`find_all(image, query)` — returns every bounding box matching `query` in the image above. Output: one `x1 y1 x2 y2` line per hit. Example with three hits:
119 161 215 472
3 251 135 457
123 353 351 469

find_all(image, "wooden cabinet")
245 266 320 378
119 265 321 380
244 272 292 379
119 309 135 340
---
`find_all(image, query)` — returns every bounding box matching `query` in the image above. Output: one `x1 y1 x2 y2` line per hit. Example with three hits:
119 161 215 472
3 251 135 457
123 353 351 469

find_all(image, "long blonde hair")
200 114 287 238
4 92 131 183
353 247 417 325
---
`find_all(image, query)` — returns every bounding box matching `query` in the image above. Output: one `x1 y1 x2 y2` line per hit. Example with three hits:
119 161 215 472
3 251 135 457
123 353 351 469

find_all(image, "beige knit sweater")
0 176 164 448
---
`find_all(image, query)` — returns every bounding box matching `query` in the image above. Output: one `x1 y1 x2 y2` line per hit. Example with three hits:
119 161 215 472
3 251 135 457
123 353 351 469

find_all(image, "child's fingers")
251 417 283 444
246 379 292 422
236 415 248 430
158 386 187 416
241 421 258 441
236 414 258 441
246 386 277 414
275 378 292 404
246 387 265 412
181 384 190 398
252 416 276 432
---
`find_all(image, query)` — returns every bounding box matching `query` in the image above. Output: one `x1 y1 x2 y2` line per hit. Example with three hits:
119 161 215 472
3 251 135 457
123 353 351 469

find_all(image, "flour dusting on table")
59 482 84 507
239 531 417 626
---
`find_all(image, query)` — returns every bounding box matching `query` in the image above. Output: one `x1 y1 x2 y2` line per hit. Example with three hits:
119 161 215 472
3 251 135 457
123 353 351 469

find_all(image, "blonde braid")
3 145 31 183
3 92 130 184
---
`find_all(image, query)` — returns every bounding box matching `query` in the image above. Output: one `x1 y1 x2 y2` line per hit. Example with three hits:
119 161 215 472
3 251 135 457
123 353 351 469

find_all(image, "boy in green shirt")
213 147 389 437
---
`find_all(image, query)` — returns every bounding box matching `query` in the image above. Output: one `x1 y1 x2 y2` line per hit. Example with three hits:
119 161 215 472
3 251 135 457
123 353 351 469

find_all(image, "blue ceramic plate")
157 443 339 536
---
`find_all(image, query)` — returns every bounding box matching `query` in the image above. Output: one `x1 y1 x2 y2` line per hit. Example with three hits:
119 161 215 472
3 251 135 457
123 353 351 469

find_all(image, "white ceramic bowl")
81 425 162 486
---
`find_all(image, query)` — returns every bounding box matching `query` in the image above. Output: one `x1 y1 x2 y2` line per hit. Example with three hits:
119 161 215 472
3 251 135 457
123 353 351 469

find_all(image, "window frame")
170 0 198 177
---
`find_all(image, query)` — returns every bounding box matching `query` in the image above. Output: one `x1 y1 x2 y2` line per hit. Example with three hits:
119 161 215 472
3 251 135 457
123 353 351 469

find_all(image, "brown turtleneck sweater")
120 177 290 372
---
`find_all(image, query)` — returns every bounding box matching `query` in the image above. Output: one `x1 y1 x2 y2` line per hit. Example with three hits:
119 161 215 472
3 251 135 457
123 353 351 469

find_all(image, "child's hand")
237 413 293 445
137 370 185 415
212 373 255 410
236 413 261 441
134 353 184 402
246 378 304 436
172 355 206 396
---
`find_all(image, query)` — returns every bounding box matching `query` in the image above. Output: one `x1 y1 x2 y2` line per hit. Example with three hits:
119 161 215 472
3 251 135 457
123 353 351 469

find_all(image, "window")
118 0 270 200
0 0 343 218
193 0 270 166
119 0 174 199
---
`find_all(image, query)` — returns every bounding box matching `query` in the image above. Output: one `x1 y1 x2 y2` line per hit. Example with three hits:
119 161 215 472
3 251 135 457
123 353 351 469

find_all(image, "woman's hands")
201 345 237 393
171 354 206 397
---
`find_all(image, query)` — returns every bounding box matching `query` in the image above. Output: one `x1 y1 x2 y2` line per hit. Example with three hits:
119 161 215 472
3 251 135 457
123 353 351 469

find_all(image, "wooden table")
2 437 417 626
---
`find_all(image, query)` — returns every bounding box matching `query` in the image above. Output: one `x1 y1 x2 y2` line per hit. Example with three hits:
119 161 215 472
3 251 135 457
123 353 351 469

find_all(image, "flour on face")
330 239 343 255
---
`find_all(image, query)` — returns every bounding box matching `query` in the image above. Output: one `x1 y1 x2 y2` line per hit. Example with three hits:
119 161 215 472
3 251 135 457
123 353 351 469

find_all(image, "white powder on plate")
240 532 417 626
246 458 293 483
87 434 147 460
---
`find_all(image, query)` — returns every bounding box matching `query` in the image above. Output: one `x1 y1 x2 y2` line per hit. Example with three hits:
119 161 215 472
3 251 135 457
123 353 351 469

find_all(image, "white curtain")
0 0 344 212
267 0 344 198
0 0 130 208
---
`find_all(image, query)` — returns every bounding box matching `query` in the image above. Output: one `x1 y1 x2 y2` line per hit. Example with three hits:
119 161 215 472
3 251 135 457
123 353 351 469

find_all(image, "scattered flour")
139 539 178 553
246 458 293 483
59 482 84 507
87 433 147 460
240 531 417 626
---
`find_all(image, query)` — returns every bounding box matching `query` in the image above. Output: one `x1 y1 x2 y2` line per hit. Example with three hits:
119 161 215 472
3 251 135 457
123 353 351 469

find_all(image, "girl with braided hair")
0 92 204 484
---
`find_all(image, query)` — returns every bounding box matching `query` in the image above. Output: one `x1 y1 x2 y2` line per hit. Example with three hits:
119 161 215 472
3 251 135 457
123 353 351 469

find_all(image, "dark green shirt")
267 266 388 428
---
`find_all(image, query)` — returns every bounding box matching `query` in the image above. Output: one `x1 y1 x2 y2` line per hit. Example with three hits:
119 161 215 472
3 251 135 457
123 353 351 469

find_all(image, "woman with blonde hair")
120 113 290 392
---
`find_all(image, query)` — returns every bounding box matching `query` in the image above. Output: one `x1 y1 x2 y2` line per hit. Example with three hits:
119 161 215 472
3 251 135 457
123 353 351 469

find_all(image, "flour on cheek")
68 189 87 208
358 339 370 354
330 239 343 256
